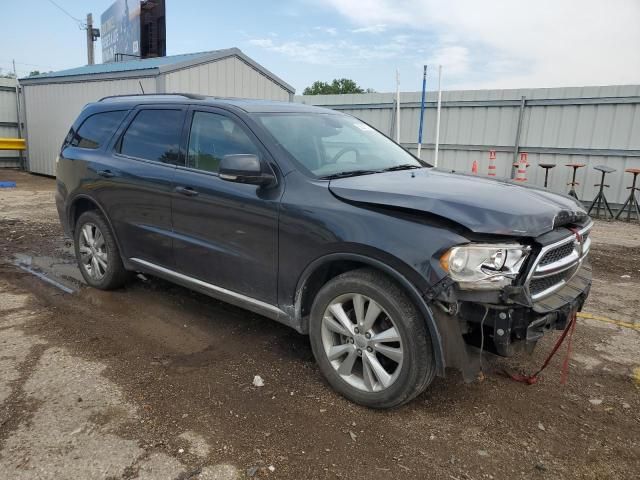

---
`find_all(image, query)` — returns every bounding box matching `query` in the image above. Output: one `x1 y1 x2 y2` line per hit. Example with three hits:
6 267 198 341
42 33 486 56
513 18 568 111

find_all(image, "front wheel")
309 268 436 408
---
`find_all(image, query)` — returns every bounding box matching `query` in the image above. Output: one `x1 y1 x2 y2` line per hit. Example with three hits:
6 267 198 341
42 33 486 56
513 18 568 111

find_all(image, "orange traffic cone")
472 160 478 175
488 150 496 177
514 152 529 182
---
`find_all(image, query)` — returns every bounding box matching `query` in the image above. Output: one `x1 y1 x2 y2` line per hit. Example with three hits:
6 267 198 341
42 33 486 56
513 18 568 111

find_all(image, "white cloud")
314 26 338 36
322 0 640 88
248 38 335 64
249 39 275 49
248 35 414 66
426 46 470 77
351 24 387 34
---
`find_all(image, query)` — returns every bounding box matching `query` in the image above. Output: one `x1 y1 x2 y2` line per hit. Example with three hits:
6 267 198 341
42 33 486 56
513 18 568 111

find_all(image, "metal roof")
24 51 217 80
19 48 294 93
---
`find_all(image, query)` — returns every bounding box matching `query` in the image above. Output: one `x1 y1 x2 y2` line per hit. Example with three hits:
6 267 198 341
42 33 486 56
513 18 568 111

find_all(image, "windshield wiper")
380 164 423 172
319 169 381 180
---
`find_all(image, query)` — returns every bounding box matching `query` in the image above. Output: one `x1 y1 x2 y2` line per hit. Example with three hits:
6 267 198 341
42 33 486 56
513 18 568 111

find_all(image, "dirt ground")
0 169 638 480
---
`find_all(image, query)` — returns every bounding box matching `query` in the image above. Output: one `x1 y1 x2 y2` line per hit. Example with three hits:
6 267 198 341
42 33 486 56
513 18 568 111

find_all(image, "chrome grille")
526 223 592 301
530 269 577 295
538 242 575 266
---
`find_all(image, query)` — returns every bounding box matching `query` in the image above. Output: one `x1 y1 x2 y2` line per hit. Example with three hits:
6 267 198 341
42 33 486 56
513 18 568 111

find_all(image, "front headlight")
440 244 530 290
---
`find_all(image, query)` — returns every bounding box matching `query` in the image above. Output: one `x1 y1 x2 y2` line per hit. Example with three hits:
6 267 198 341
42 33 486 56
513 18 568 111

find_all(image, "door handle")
97 169 114 178
175 186 199 197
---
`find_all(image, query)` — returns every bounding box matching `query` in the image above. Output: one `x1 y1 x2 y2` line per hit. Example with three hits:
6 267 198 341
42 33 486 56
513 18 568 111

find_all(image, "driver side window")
187 112 259 173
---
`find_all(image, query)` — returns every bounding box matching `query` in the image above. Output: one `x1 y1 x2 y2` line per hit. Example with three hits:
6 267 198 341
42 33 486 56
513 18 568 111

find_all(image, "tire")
74 210 129 290
309 268 436 409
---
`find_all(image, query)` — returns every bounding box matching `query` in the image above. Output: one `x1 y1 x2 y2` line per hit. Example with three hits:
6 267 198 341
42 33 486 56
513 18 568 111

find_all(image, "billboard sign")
140 0 166 59
101 0 166 63
101 0 141 63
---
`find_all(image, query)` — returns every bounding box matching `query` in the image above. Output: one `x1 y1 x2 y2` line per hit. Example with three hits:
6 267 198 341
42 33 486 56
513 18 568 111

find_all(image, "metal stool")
615 168 640 222
539 163 556 188
566 163 585 198
587 165 616 219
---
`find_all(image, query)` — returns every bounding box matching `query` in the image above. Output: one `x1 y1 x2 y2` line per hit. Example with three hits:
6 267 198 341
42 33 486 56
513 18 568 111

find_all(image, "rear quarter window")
66 110 127 149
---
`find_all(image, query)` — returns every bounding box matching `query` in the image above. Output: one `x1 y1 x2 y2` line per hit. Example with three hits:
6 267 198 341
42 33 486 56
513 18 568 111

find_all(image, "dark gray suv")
56 94 592 408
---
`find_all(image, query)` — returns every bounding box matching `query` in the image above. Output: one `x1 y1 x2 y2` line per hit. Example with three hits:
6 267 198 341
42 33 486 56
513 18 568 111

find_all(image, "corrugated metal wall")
23 77 157 176
0 77 22 168
163 57 290 101
296 85 640 204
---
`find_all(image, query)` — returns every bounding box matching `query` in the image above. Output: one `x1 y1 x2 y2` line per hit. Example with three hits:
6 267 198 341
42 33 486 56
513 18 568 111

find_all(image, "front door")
170 108 281 304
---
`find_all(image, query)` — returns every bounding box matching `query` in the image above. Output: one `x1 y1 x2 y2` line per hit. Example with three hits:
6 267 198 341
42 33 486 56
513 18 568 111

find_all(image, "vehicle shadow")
126 273 316 363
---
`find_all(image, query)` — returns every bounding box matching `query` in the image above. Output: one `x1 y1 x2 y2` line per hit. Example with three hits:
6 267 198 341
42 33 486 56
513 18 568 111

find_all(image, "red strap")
504 226 582 384
505 371 539 385
560 311 578 384
569 226 582 243
504 312 577 385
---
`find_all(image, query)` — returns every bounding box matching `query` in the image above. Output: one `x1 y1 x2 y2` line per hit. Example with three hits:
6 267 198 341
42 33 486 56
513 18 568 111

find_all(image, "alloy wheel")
320 293 404 392
78 222 108 280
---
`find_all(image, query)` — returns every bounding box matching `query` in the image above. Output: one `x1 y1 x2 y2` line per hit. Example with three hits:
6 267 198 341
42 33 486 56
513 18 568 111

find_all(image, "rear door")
170 107 281 304
95 105 187 268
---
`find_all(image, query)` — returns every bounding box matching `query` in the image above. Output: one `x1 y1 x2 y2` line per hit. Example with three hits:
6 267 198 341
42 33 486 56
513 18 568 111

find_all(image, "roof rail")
98 93 208 102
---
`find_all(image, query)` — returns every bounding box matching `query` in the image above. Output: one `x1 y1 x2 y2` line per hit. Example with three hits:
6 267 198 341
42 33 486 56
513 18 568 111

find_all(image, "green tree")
303 78 369 95
28 70 41 77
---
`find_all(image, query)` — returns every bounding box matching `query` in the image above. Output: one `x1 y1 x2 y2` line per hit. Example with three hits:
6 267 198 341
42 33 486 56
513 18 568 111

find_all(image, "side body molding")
129 258 294 327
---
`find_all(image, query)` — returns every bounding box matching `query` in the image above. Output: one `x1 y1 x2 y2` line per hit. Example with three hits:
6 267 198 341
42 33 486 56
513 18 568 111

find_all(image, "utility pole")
86 13 95 65
434 65 443 168
395 69 401 143
417 65 427 159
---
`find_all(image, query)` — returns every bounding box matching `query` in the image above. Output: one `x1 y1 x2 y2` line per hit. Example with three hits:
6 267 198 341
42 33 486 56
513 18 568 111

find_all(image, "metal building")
297 86 640 204
19 48 295 176
0 77 23 168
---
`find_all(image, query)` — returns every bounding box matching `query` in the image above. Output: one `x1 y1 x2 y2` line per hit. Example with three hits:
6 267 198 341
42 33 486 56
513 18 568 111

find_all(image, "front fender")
294 252 446 377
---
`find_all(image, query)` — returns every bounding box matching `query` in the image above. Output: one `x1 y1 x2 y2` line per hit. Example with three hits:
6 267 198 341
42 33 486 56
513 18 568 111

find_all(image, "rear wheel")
309 268 436 408
74 210 129 290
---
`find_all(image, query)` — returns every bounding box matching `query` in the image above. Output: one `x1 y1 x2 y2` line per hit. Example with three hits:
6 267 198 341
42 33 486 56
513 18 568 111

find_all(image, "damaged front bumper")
431 222 592 374
459 259 591 356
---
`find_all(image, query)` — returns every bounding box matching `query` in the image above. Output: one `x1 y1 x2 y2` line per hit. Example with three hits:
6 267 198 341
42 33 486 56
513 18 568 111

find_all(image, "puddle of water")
14 263 75 294
14 253 81 294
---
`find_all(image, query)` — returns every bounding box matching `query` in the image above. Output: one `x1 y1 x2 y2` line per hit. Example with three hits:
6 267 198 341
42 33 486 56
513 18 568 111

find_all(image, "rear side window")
67 110 127 149
119 109 184 165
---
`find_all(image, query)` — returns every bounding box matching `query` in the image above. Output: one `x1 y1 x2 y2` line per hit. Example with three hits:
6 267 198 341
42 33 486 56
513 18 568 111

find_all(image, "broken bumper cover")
452 260 591 357
429 261 591 380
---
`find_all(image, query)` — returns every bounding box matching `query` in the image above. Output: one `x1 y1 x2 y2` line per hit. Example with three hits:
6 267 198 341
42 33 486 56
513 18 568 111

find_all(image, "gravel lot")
1 170 639 480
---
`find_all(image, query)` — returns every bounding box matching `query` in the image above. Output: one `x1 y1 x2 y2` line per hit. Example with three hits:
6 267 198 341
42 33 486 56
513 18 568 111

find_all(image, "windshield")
253 113 426 178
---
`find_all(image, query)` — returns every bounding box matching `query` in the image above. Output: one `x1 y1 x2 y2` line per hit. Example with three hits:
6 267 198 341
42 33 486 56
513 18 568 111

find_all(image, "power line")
44 0 86 29
0 59 59 69
0 59 62 79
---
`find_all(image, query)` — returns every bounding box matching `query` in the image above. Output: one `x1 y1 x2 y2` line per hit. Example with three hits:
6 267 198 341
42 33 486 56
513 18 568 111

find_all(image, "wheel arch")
68 194 125 259
294 252 445 376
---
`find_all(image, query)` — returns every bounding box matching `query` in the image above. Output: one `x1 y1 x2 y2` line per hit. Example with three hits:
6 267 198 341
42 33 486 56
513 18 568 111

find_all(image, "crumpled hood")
329 168 587 237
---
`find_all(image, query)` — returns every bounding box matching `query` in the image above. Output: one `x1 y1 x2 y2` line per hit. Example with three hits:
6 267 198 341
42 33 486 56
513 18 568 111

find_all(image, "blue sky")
1 0 639 93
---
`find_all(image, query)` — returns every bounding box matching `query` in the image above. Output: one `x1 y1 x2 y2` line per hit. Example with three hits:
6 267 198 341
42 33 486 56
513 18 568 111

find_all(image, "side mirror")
219 154 276 187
